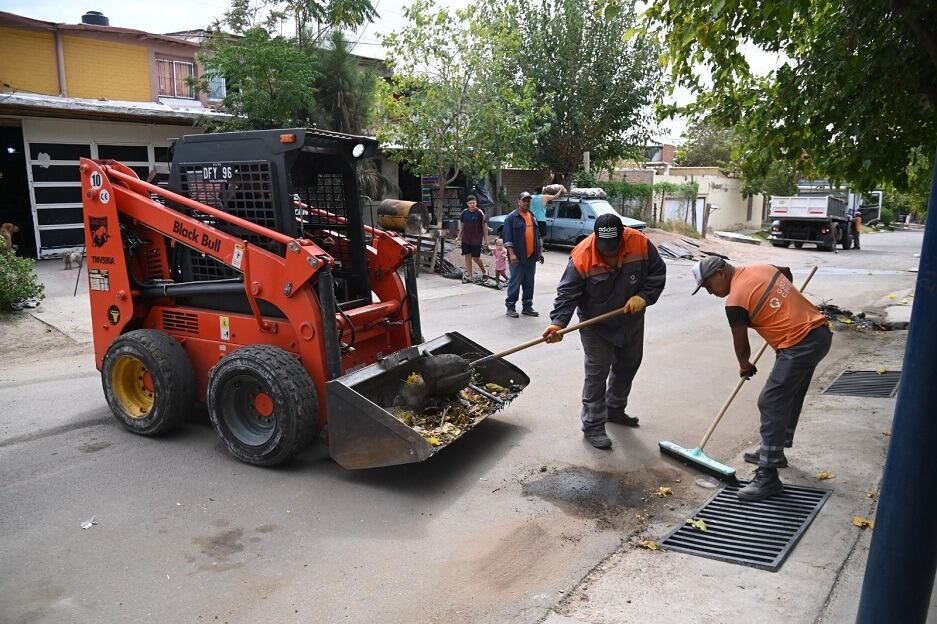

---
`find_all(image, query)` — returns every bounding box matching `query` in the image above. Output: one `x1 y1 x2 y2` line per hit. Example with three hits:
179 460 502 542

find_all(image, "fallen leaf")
425 436 442 447
657 486 673 497
867 491 878 500
839 316 853 324
816 470 835 481
876 367 887 375
484 382 505 393
638 540 659 551
882 431 892 437
853 516 875 529
687 518 708 531
886 294 898 300
80 516 97 530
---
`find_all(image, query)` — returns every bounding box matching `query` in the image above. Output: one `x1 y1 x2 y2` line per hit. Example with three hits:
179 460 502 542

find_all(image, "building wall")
500 169 551 213
0 26 59 95
62 35 152 101
655 168 765 231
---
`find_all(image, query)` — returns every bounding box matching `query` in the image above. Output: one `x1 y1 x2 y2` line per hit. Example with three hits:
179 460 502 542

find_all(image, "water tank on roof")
81 11 110 26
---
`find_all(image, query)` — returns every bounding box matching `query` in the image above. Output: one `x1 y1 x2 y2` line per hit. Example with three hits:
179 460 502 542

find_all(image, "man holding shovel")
542 214 667 449
692 257 831 500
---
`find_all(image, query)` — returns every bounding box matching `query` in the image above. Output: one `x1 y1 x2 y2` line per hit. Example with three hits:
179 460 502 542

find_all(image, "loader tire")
102 330 195 435
207 345 318 466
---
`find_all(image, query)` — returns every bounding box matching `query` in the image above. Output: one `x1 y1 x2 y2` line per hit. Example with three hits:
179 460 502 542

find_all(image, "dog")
1 223 18 254
64 250 83 270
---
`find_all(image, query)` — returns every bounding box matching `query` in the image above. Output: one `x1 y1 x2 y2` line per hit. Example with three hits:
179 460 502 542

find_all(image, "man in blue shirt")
502 191 544 317
530 184 567 238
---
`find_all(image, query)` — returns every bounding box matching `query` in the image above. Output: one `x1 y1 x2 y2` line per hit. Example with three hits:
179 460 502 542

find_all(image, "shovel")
416 305 638 400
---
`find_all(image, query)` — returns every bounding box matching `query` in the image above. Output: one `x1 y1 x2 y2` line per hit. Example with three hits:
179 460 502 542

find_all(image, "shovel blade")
326 332 529 469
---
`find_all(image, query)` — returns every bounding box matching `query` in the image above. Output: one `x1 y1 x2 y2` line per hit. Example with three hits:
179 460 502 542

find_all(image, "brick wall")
499 169 550 215
661 144 675 164
622 169 653 184
0 26 59 96
63 35 151 101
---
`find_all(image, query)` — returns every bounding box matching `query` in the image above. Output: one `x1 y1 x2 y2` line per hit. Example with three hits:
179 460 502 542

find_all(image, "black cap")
594 213 623 253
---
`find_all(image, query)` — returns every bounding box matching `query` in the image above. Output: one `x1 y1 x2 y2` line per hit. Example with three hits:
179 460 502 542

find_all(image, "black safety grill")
660 482 831 572
822 370 902 398
175 160 279 281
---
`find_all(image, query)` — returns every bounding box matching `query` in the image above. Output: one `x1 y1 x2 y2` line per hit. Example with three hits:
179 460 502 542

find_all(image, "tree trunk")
436 168 447 227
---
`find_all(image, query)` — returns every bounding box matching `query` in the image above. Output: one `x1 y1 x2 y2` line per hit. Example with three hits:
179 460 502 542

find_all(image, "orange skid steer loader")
80 129 528 468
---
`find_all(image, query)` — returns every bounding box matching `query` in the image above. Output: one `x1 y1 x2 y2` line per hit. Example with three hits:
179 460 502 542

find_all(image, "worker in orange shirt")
693 257 832 500
853 211 862 250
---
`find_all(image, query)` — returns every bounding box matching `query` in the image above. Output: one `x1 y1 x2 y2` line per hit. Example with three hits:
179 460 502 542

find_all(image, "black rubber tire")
207 345 318 466
794 242 804 249
496 226 503 237
771 241 790 248
102 329 195 435
840 225 851 250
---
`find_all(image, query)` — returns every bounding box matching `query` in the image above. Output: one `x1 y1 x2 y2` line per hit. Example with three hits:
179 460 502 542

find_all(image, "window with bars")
157 58 195 99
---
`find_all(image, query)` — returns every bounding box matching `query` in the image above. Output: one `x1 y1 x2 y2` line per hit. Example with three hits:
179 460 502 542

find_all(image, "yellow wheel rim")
111 355 155 418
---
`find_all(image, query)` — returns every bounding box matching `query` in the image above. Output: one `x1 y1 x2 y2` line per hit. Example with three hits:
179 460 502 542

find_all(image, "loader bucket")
326 332 529 469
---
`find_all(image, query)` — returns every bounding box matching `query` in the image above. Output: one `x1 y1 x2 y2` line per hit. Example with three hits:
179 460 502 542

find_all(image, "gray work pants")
579 322 644 432
756 325 832 467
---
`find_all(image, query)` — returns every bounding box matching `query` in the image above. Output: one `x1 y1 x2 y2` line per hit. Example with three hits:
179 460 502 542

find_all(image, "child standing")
492 238 508 289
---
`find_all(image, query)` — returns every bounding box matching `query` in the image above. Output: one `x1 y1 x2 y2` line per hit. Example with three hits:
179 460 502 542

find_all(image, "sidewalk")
28 259 94 344
540 328 937 624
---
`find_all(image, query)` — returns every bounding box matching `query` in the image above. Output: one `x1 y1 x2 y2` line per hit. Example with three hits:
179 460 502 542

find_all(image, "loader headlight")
352 143 365 158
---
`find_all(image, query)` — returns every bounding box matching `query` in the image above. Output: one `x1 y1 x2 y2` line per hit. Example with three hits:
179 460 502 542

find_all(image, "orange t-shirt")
520 210 536 258
726 264 827 350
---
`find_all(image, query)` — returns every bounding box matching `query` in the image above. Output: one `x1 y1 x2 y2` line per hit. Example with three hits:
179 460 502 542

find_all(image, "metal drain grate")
822 370 901 398
660 482 831 571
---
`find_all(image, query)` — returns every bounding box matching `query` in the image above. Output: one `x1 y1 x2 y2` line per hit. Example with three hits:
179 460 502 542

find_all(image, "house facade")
0 10 226 258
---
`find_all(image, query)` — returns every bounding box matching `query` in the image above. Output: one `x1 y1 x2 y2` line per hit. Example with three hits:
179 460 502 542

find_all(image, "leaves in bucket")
687 518 708 531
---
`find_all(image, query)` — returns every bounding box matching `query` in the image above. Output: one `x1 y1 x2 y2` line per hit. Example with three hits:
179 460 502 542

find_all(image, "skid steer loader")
80 129 528 469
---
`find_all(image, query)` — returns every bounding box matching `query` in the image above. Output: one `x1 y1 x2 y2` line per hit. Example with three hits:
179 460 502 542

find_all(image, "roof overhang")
0 92 230 125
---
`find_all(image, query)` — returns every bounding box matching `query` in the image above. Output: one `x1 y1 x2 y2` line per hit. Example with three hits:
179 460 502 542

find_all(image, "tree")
499 0 662 184
199 28 318 130
223 0 377 47
376 0 541 221
312 31 378 134
644 0 937 193
884 147 934 218
675 118 736 169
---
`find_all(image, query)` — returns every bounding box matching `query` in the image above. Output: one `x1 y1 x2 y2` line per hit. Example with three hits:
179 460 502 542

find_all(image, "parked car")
487 196 646 247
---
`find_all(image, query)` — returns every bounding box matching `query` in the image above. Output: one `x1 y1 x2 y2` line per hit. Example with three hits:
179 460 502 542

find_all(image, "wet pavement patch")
522 466 643 519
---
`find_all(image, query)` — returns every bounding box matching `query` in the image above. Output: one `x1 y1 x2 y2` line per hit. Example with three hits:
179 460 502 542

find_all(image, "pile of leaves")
391 376 521 447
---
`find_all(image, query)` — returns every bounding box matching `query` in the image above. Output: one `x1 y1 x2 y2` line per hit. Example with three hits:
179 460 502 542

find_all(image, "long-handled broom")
659 265 819 483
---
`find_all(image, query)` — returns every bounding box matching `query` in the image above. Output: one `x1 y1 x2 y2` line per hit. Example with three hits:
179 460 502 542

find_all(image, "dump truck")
768 195 851 251
79 128 528 469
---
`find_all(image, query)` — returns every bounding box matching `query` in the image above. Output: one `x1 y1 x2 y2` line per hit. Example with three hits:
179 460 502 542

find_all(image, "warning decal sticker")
220 316 230 341
89 269 110 291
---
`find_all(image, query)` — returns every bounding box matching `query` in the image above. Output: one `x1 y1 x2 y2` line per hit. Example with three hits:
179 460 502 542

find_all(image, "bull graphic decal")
89 216 109 248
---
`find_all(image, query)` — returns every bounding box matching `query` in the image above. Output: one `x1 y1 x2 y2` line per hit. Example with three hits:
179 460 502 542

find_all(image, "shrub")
880 206 895 227
0 253 45 311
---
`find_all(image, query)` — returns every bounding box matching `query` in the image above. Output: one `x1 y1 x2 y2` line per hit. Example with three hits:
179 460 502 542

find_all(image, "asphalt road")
0 230 923 624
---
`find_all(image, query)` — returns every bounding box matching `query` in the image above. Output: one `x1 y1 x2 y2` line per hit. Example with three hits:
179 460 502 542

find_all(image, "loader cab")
165 128 377 315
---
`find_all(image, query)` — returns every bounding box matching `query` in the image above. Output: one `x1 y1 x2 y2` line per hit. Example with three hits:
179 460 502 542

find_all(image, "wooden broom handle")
697 265 819 449
470 306 631 367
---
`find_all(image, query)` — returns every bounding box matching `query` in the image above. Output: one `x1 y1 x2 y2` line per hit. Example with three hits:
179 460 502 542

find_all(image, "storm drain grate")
659 482 831 572
822 370 902 398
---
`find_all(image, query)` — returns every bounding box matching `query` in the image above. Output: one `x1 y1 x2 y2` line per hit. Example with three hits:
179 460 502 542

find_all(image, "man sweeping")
692 257 832 500
542 214 666 449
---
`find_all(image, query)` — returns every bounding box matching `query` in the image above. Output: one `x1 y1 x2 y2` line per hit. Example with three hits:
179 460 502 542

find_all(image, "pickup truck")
768 195 851 251
488 194 646 247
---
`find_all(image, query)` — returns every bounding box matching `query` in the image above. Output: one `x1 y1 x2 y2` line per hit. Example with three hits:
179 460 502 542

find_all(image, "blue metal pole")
856 150 937 622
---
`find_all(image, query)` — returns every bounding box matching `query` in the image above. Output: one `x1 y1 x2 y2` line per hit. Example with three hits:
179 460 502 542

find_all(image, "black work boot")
738 467 784 501
521 308 539 317
607 409 639 427
505 308 519 318
743 449 788 468
584 428 612 449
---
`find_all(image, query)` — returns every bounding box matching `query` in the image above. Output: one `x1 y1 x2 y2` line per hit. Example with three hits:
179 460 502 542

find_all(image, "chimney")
81 11 110 26
661 144 676 165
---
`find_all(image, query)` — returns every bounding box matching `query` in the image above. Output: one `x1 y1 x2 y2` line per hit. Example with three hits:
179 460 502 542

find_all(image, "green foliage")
222 0 377 42
883 147 934 218
675 118 735 169
645 0 937 193
574 169 599 188
741 160 799 198
502 0 663 183
0 254 44 311
198 28 319 130
597 181 653 201
880 206 895 227
312 31 378 134
376 0 542 217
